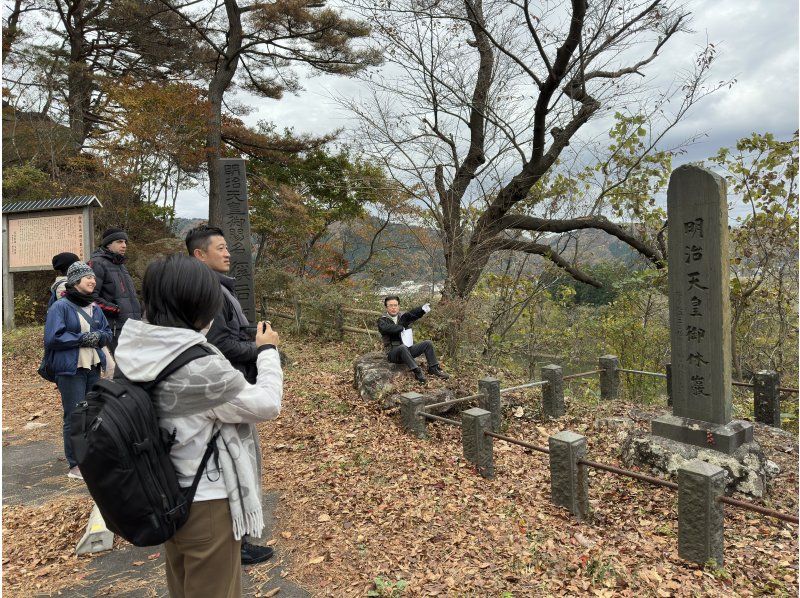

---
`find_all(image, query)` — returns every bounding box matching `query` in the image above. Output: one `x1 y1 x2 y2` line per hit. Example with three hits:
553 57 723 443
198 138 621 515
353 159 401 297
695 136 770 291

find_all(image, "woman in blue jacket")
44 261 112 480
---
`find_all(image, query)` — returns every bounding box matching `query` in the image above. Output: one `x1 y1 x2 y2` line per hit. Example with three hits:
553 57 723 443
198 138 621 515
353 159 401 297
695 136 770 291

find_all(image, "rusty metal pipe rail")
617 368 668 379
500 380 547 394
578 458 679 490
484 430 550 455
422 393 483 413
718 496 799 524
563 369 604 381
578 459 798 524
420 413 460 426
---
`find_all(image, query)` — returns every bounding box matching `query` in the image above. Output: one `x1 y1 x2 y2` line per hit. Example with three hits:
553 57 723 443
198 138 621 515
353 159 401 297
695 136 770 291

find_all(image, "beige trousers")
165 499 242 598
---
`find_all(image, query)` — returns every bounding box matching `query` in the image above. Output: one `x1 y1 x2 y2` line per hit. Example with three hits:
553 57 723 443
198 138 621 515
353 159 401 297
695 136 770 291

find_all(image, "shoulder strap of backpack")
180 427 223 509
60 298 95 327
143 343 216 391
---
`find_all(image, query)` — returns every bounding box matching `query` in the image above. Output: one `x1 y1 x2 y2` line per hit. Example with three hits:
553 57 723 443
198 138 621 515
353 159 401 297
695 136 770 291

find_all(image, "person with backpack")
113 255 282 598
88 227 142 351
185 224 276 565
44 261 112 480
48 252 80 307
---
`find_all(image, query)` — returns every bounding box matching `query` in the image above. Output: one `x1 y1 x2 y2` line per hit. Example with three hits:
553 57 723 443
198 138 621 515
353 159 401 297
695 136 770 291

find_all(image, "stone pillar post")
599 355 620 401
399 392 427 439
548 431 589 520
678 460 725 566
541 364 565 418
478 378 502 432
665 362 673 406
334 304 345 340
753 370 780 428
461 408 494 479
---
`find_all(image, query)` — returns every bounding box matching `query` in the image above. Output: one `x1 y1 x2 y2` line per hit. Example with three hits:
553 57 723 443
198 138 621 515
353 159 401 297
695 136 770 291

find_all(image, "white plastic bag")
400 328 414 348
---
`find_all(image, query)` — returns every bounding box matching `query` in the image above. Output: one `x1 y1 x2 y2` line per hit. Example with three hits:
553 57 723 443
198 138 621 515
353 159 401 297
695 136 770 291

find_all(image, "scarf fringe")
232 509 265 541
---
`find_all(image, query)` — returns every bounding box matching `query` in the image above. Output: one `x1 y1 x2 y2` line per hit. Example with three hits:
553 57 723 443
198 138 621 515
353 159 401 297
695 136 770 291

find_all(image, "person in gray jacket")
114 255 282 597
88 227 142 351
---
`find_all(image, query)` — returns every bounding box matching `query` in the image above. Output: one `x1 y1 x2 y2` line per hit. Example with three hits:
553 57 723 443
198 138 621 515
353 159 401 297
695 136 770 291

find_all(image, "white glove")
422 303 431 313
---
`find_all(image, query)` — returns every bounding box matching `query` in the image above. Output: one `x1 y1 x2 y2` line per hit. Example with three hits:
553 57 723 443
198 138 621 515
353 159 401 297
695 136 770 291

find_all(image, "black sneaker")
413 368 427 384
241 541 274 565
428 365 450 379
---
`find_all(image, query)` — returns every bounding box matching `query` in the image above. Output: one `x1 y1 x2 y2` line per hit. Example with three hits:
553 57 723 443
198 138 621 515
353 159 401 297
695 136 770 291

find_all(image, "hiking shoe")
413 368 427 384
428 365 450 379
241 541 274 565
67 466 83 480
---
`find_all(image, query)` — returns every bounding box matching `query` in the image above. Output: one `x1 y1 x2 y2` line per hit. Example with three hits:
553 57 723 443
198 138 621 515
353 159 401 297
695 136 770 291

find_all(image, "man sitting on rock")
377 295 450 384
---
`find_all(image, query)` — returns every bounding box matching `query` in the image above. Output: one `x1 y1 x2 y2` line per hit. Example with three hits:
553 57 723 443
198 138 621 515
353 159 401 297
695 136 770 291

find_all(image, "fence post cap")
478 377 500 384
679 459 725 477
541 363 562 372
400 391 425 401
599 354 618 361
550 430 585 444
462 407 491 418
755 369 778 377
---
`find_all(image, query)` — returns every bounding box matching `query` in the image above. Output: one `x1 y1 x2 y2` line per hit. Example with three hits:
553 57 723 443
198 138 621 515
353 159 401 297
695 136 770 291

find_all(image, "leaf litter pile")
264 337 798 597
2 327 797 596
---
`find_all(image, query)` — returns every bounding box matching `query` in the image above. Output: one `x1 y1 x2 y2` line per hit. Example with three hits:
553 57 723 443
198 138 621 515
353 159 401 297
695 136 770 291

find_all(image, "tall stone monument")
216 158 256 323
651 164 753 454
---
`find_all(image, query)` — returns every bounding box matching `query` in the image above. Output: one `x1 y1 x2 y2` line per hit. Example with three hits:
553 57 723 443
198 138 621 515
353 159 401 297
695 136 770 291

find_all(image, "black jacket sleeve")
398 306 426 328
206 298 258 367
377 316 404 336
87 258 120 318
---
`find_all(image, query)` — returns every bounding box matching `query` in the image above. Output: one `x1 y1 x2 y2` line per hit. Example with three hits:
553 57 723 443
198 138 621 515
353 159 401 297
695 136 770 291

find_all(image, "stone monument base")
621 430 779 498
651 414 753 454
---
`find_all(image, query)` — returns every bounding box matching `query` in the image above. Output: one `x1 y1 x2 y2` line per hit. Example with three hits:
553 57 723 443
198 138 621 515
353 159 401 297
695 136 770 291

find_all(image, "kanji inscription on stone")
666 164 732 424
216 159 256 322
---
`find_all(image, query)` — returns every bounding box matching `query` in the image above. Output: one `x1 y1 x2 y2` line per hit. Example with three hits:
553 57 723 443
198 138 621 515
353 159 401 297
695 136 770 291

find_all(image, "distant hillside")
171 217 207 239
170 213 644 287
329 217 643 286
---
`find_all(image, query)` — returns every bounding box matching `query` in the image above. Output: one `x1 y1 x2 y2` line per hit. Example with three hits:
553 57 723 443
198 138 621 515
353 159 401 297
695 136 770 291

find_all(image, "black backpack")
70 344 220 547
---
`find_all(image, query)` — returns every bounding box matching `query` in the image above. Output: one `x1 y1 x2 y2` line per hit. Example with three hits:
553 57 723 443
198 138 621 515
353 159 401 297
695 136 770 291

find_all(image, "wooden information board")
7 211 86 271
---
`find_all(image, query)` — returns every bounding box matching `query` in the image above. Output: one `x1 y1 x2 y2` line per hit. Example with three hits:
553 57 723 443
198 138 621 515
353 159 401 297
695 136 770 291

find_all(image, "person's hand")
256 321 279 347
422 303 431 313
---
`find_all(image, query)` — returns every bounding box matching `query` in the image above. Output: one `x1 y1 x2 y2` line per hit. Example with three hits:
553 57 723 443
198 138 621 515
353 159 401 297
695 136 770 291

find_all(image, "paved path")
3 438 310 597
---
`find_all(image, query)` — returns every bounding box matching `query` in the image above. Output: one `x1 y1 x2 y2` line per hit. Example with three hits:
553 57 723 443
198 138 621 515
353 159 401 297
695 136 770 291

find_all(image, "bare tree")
346 0 723 301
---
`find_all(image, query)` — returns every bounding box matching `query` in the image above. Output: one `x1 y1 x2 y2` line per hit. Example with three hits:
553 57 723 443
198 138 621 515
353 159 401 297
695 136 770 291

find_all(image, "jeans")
387 340 439 371
56 367 100 468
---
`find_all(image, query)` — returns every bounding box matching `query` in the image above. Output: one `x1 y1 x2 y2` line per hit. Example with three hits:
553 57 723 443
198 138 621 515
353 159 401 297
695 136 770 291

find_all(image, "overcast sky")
175 0 799 218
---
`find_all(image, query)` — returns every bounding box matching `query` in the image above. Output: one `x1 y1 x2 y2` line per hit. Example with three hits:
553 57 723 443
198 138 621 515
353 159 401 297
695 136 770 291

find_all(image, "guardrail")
397 379 798 568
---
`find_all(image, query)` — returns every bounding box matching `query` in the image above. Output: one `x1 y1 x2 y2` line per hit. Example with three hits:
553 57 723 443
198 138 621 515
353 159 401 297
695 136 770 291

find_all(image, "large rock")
353 352 458 412
353 352 409 409
621 430 779 498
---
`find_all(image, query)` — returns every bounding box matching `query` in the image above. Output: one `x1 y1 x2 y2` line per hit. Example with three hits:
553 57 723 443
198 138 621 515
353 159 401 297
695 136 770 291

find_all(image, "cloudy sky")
175 0 799 218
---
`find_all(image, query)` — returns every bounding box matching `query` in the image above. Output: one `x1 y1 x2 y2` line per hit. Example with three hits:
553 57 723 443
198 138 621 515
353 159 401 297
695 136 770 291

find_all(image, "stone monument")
622 165 775 497
216 158 256 322
650 164 753 453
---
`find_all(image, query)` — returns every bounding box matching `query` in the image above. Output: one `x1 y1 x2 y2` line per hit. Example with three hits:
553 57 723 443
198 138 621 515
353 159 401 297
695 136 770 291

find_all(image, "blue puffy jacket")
44 299 113 376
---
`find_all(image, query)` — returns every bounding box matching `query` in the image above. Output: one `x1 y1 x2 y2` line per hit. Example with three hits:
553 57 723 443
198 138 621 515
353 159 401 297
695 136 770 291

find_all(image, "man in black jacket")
88 227 142 351
378 295 450 383
186 224 275 565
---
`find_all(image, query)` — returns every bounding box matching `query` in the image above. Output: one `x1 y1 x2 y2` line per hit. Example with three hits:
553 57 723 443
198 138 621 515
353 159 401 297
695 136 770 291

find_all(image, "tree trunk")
207 0 243 226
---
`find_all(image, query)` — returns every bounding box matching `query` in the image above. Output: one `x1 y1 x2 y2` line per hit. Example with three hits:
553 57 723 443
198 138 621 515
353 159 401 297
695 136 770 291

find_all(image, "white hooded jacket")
115 319 282 502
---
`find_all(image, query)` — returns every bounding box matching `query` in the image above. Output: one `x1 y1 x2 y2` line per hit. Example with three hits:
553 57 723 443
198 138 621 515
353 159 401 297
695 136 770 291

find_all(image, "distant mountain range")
170 215 642 286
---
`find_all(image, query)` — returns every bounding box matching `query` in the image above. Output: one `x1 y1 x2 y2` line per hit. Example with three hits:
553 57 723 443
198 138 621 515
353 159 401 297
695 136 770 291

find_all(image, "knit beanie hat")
52 252 80 275
101 227 129 247
66 261 95 287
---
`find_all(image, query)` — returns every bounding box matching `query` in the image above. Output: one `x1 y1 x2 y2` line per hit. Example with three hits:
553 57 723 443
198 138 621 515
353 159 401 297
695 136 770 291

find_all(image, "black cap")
101 227 129 247
52 252 80 275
